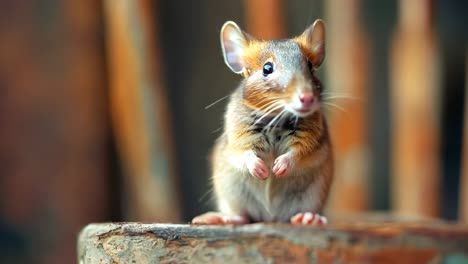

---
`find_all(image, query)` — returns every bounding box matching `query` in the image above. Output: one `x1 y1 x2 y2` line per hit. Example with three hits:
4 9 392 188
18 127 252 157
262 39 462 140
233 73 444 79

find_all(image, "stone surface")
78 221 468 264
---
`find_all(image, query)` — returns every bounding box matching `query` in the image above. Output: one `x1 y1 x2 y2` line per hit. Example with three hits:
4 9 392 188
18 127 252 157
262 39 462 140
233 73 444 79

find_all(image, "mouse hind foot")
290 212 327 225
191 212 250 225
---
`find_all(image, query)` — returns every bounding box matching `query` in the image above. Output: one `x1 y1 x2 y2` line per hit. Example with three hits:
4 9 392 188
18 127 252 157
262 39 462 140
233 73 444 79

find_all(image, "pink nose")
299 93 314 107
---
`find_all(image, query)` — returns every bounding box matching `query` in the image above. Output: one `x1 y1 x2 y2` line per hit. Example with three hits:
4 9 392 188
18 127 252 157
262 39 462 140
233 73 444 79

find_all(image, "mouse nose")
299 92 314 108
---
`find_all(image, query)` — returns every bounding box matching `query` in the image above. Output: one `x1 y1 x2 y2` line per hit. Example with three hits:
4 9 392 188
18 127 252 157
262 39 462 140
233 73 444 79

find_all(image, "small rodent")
192 19 333 225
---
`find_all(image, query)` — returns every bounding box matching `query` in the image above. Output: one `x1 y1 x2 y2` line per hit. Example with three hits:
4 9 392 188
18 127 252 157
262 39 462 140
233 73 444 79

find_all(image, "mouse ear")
220 21 250 74
300 19 325 68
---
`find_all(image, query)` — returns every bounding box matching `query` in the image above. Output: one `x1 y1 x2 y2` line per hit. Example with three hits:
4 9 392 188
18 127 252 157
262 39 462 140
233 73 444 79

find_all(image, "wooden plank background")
244 0 286 39
103 0 181 222
390 0 441 217
325 0 371 214
0 1 109 263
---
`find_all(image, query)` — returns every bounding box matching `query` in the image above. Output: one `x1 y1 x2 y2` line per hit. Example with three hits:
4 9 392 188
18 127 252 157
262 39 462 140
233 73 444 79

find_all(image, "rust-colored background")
0 0 467 263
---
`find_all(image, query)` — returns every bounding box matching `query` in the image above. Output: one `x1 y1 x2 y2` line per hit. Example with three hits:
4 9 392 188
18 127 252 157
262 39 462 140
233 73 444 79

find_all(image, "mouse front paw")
244 150 269 180
273 152 294 177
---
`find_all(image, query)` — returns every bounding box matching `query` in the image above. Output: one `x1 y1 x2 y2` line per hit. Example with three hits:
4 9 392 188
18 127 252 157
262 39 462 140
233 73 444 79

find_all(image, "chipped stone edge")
78 222 468 263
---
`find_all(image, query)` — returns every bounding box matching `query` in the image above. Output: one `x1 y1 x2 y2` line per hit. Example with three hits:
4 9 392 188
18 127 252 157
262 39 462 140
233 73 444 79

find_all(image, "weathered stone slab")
78 222 468 264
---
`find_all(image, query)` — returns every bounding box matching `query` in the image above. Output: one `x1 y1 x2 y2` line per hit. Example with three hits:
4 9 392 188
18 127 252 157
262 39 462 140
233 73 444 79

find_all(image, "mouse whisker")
263 108 287 133
322 95 360 102
205 95 231 109
267 111 286 133
320 90 352 95
211 126 223 134
251 103 283 128
255 101 282 115
274 109 288 127
322 102 347 114
320 91 359 100
272 109 289 131
251 100 281 115
277 109 291 128
254 102 281 115
251 100 280 114
198 187 214 203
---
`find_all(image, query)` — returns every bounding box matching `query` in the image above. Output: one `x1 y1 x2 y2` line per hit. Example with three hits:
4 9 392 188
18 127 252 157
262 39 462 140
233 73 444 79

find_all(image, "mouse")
192 19 333 225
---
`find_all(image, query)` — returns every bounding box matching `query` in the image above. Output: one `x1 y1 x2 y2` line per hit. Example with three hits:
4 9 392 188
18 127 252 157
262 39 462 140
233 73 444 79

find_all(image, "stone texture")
78 222 468 264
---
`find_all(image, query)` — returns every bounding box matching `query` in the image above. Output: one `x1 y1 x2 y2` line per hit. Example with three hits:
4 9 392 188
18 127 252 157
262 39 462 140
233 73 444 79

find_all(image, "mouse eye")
263 61 274 76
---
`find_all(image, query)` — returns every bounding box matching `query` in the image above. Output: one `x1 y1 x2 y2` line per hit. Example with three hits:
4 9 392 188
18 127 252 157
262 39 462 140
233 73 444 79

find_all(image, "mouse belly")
214 167 326 223
250 173 325 222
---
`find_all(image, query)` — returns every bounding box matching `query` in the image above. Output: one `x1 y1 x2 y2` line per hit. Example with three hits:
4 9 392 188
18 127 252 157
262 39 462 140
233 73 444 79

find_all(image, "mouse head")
220 19 325 118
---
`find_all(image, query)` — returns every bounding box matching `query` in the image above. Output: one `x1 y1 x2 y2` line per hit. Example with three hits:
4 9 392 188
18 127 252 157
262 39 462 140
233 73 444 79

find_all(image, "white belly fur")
216 164 324 222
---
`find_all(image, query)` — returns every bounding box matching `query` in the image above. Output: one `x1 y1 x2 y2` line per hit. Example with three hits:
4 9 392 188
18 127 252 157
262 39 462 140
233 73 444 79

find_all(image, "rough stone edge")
78 222 468 263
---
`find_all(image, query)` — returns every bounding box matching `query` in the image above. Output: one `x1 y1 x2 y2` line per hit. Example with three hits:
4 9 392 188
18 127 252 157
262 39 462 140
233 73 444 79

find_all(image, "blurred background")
0 0 467 263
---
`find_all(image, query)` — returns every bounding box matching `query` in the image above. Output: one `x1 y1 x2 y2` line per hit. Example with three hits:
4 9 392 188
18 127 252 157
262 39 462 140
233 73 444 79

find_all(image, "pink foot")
290 212 327 225
191 212 249 225
245 151 269 180
273 153 294 177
